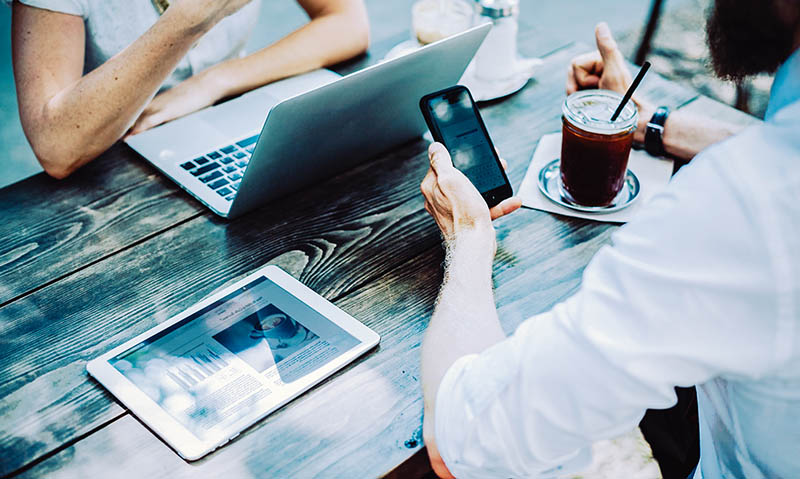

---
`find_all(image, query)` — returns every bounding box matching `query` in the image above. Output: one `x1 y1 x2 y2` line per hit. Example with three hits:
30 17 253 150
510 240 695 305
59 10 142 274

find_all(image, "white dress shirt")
435 48 800 479
5 0 261 91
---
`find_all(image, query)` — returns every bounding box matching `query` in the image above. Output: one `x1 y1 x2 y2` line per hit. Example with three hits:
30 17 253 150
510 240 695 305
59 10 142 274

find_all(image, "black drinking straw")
610 61 651 122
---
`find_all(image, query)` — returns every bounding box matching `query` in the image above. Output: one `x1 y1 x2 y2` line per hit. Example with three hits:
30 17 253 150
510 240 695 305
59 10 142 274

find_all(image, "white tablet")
88 265 380 461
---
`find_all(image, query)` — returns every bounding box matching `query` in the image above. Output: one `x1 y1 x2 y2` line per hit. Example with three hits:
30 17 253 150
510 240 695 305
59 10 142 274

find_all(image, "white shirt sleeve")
4 0 87 16
434 143 785 479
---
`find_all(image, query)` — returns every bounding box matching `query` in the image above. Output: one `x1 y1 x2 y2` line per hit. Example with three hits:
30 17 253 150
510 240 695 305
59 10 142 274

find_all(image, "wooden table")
0 3 755 477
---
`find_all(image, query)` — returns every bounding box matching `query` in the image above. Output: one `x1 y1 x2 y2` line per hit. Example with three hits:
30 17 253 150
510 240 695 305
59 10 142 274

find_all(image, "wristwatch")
644 106 670 157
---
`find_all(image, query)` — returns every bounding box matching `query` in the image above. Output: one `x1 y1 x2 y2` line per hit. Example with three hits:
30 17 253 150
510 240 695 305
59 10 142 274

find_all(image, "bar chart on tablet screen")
167 346 229 390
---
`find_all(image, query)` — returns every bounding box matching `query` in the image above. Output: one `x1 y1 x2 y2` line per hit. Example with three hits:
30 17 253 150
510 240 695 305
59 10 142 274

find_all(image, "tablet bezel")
87 264 380 461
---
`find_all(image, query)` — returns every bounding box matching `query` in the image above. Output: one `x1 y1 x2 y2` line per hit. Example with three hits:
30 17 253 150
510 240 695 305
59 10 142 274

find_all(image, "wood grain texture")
15 201 615 479
0 145 203 307
0 0 426 310
4 39 705 477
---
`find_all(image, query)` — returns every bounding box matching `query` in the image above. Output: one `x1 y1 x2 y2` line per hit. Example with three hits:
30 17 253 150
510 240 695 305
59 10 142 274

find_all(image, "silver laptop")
125 24 491 218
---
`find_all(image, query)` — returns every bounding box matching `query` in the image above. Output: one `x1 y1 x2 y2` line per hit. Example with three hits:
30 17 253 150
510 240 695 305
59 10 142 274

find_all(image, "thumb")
595 22 622 64
428 142 455 176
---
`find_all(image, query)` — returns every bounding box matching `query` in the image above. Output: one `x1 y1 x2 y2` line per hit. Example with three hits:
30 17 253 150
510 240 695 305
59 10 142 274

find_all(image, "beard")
706 0 799 82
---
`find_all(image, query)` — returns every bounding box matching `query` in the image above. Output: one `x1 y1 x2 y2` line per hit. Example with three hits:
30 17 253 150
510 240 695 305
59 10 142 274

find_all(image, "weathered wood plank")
0 41 585 477
0 1 427 309
16 216 613 479
3 37 709 477
0 145 203 307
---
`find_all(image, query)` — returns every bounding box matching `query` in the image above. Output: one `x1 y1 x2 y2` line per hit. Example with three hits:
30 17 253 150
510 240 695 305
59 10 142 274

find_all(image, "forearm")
634 100 744 161
421 233 506 414
20 8 209 178
207 8 369 99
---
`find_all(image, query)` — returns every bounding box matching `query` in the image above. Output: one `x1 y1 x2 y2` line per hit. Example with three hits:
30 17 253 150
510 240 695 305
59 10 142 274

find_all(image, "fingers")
489 196 522 220
420 168 436 199
566 65 578 95
567 52 602 94
595 22 623 65
499 158 508 171
428 142 453 172
128 110 164 136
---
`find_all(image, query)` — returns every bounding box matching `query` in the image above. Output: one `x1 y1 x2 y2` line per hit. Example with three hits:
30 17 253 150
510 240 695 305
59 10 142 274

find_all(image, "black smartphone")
419 85 513 208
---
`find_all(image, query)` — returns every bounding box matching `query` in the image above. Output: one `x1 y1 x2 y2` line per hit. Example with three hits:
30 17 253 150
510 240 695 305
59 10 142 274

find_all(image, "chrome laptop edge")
125 24 491 218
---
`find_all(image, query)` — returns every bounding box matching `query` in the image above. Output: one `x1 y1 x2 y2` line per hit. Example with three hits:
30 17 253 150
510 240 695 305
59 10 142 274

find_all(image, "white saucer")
460 57 542 102
382 40 541 102
537 159 641 214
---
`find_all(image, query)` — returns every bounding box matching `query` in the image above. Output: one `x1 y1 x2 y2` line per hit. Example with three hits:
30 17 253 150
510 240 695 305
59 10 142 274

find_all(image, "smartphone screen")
420 86 512 207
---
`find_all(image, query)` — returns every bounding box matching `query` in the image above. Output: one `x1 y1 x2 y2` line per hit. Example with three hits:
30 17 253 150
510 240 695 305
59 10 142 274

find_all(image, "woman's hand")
127 70 226 136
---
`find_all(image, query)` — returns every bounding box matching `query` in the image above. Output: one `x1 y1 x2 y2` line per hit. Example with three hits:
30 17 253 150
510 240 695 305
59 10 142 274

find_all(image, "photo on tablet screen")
213 304 321 379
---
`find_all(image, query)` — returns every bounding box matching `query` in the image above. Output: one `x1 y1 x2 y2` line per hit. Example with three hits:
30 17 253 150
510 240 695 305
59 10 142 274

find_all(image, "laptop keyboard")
178 135 259 202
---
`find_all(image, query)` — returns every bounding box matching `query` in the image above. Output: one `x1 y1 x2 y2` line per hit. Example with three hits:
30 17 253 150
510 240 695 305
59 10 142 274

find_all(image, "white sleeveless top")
6 0 262 91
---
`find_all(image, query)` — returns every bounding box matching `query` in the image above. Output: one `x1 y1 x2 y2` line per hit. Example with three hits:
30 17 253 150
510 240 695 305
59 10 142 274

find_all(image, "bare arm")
216 0 369 98
567 23 745 161
419 143 520 478
634 101 744 160
12 0 252 179
421 234 506 479
129 0 370 134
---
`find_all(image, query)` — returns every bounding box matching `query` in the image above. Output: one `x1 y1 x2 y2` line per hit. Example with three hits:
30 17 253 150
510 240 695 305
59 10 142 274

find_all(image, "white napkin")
517 133 674 223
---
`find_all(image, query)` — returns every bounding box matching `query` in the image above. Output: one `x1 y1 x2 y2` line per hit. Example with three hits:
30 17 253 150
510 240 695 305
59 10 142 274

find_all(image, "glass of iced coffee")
560 90 638 207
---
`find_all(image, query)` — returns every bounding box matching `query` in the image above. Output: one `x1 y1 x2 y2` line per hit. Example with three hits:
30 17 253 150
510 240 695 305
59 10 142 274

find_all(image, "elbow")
40 156 77 180
24 125 96 180
32 145 83 180
21 120 84 179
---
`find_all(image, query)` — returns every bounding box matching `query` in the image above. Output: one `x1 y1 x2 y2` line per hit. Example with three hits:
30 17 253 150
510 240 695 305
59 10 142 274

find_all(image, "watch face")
645 107 669 156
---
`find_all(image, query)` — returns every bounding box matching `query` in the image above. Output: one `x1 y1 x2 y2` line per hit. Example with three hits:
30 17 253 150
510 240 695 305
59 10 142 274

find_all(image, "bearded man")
418 1 800 478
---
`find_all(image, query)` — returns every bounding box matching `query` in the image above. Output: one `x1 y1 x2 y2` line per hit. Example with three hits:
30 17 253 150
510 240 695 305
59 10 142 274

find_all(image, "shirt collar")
765 47 800 121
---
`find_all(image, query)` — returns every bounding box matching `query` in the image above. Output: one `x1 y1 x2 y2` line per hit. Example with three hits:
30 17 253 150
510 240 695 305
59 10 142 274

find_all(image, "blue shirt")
435 49 800 478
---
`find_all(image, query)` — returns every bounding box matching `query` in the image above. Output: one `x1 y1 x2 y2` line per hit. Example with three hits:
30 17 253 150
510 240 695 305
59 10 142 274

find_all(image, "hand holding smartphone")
419 86 513 207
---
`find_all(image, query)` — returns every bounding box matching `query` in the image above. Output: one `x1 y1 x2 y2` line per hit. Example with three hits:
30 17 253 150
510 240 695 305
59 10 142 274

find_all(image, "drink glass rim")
562 90 638 135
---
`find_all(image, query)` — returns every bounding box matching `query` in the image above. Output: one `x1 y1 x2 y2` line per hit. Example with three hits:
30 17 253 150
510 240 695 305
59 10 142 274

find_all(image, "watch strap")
645 106 670 157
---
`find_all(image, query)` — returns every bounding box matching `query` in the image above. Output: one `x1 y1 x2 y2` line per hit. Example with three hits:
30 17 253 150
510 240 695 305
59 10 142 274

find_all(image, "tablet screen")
109 275 360 441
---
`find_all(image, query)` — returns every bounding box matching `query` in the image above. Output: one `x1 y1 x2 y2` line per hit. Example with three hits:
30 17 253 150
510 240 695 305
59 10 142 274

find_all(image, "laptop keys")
208 178 229 190
199 171 223 184
236 135 258 148
193 162 221 177
179 138 259 200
